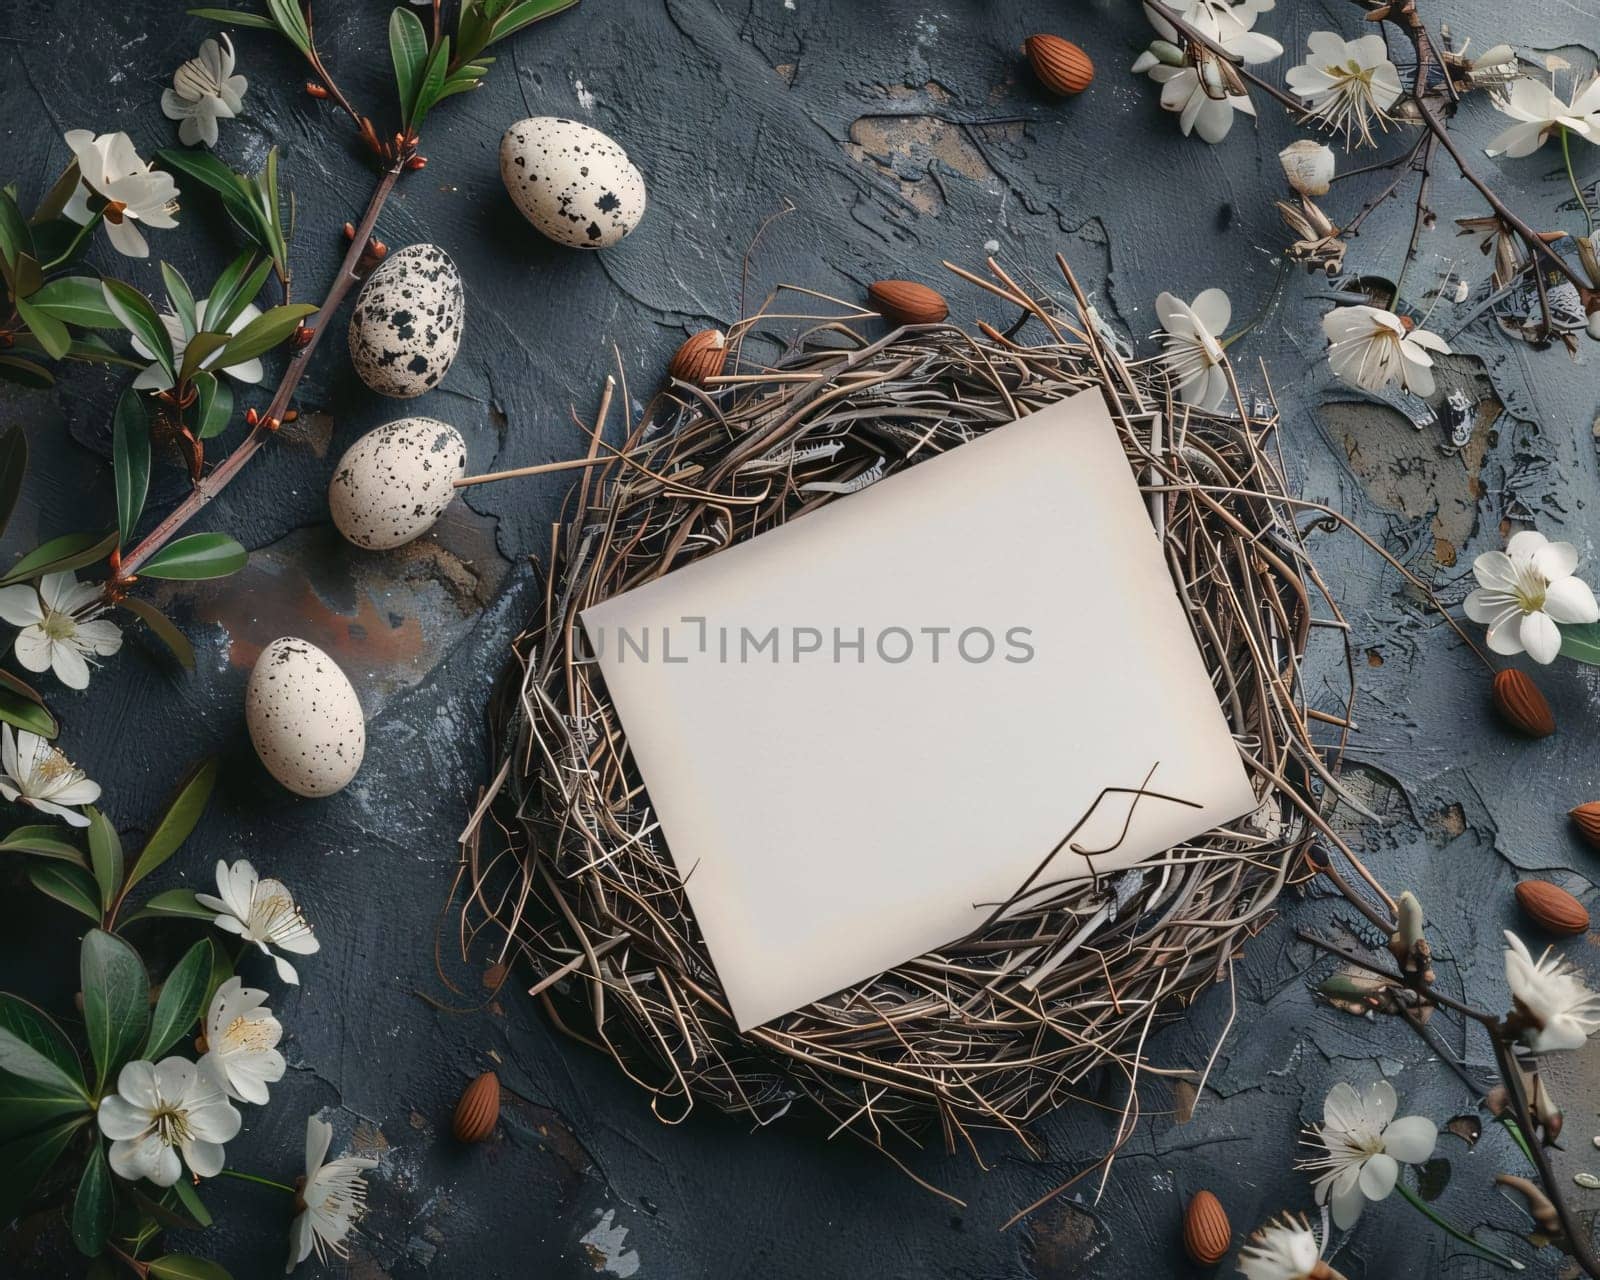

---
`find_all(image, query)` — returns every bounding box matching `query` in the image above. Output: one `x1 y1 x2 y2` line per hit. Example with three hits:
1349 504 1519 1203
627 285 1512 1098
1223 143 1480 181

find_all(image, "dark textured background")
2 0 1599 1276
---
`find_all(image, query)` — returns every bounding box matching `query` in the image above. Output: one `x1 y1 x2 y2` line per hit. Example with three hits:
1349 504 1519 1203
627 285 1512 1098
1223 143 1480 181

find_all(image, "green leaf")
187 7 279 31
199 250 262 332
29 863 101 922
193 371 233 440
168 1178 214 1229
177 330 231 386
0 1031 85 1102
137 532 248 582
214 303 315 369
101 280 173 382
122 888 213 926
0 1115 87 1228
119 597 196 672
1559 622 1600 665
160 263 198 337
85 809 123 914
71 1141 114 1256
0 824 83 864
0 424 27 542
27 276 120 328
0 995 87 1095
144 940 212 1059
0 354 54 389
0 190 35 269
149 1254 233 1280
487 0 580 47
262 0 312 53
390 6 430 122
80 929 150 1092
124 759 218 893
113 388 150 548
0 1067 89 1143
0 529 118 585
0 688 56 739
155 150 259 242
410 35 452 130
15 298 70 359
31 161 82 225
63 336 144 371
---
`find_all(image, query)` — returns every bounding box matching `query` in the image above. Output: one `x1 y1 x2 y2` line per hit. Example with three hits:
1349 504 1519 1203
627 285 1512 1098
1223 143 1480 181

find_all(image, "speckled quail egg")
329 416 466 551
499 117 647 249
245 638 365 797
347 243 465 398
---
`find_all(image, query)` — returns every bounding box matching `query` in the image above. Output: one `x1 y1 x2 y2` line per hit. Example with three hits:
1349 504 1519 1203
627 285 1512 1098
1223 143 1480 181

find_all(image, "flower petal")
1543 575 1600 624
1323 1080 1366 1132
1330 1179 1366 1229
97 1094 151 1140
1485 608 1528 655
1531 540 1580 582
0 585 44 627
1521 610 1562 664
1358 1151 1399 1201
1382 1115 1438 1163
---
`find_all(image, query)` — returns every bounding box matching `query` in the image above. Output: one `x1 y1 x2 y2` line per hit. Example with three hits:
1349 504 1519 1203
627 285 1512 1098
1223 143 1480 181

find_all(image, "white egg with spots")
246 638 365 798
329 416 466 551
348 243 465 398
499 117 646 249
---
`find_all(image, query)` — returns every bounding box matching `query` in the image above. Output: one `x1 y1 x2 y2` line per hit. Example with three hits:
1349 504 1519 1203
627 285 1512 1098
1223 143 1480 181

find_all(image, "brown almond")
1569 802 1600 850
1491 668 1554 738
1183 1190 1231 1265
867 279 949 327
1024 34 1095 95
1514 880 1590 936
452 1070 500 1143
668 328 728 385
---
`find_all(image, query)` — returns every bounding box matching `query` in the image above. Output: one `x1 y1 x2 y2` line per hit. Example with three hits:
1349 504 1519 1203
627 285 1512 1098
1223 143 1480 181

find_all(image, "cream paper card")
581 390 1256 1030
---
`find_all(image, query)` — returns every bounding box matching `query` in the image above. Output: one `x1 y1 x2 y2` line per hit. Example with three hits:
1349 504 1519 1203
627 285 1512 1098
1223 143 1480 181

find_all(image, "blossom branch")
1295 925 1600 1276
115 157 407 581
1141 0 1305 114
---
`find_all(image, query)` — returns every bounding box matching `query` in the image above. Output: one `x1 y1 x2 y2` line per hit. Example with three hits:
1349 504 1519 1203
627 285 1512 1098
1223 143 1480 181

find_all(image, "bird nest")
452 258 1351 1164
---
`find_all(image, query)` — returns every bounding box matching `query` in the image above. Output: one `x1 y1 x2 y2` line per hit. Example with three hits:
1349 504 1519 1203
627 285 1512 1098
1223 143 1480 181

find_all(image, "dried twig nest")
453 257 1347 1163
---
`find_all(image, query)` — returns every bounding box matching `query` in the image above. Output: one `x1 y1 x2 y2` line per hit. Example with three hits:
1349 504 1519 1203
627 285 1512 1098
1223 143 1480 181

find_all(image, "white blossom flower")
131 296 265 390
1135 4 1283 144
1279 139 1336 196
96 1057 241 1187
196 859 320 984
0 572 122 690
1299 1080 1437 1229
1285 32 1403 146
61 129 179 259
1464 528 1600 663
199 977 285 1105
1504 930 1600 1052
1238 1213 1331 1280
1484 76 1600 159
160 35 248 149
0 725 99 827
288 1115 378 1272
1321 304 1450 396
1156 288 1232 409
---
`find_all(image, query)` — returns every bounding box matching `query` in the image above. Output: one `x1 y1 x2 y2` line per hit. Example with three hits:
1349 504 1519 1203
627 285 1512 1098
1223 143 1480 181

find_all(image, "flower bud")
1280 140 1336 197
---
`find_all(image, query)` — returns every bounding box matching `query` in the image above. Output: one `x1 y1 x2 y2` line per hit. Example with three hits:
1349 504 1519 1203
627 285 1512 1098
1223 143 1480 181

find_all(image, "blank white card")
582 390 1256 1029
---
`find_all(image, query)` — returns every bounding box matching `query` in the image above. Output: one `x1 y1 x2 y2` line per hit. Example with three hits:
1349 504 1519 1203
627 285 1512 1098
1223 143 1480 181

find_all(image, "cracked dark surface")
1 1 1599 1277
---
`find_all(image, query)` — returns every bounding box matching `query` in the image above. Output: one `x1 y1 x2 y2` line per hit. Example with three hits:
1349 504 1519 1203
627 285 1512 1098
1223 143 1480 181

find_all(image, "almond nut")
1183 1190 1231 1265
867 279 949 327
668 328 728 385
1024 34 1095 95
1569 802 1600 850
1514 880 1590 936
452 1070 501 1143
1491 669 1554 738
